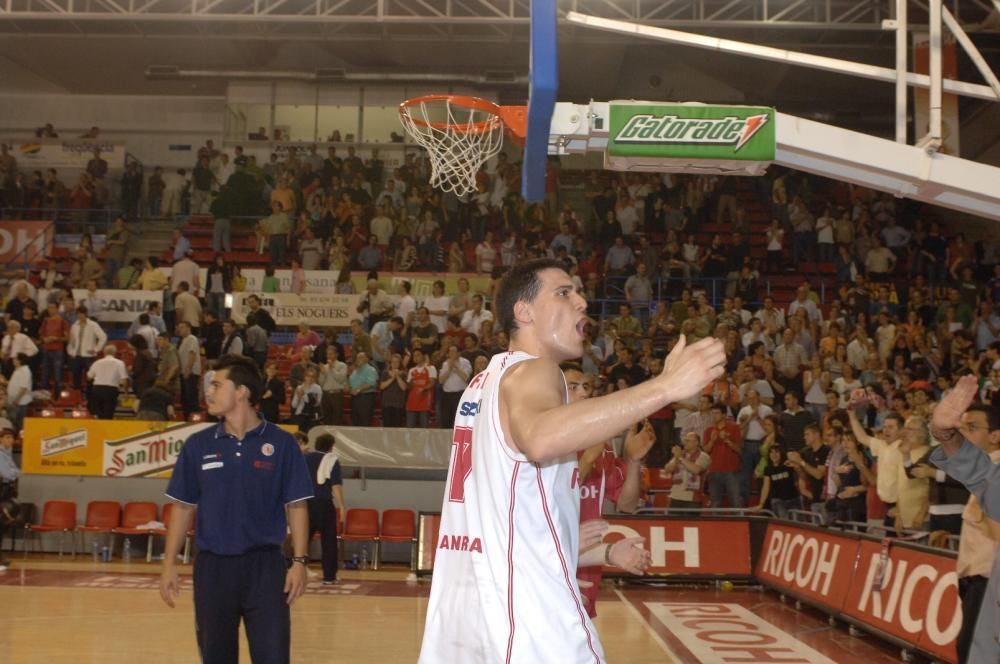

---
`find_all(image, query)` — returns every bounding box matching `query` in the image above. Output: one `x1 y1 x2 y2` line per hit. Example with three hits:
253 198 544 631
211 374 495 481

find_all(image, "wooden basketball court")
0 556 909 663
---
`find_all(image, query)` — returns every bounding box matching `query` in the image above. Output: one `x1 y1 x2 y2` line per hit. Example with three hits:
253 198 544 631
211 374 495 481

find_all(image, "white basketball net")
399 98 505 197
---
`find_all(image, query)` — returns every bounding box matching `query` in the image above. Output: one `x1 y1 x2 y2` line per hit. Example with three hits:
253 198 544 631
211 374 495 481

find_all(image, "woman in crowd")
754 445 800 519
230 265 246 293
333 265 354 296
291 368 322 432
378 353 408 427
394 236 417 272
328 235 349 273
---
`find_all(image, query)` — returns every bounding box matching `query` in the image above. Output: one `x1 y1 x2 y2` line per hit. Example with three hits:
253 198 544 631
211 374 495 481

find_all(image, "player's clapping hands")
579 519 609 553
609 537 652 575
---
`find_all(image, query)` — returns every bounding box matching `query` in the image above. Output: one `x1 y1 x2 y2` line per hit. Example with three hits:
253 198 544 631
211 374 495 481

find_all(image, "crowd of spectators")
1 137 999 530
3 126 1000 661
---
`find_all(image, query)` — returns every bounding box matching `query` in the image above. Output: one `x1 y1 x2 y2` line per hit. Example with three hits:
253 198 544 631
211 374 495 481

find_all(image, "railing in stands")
0 207 124 229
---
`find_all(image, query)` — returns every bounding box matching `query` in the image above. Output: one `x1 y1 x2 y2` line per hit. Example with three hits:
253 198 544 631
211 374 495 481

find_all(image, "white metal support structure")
894 0 907 143
926 0 943 150
546 101 1000 221
565 11 1000 103
563 5 1000 221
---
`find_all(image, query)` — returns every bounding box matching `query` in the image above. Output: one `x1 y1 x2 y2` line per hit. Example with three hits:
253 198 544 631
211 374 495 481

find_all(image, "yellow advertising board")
21 418 297 479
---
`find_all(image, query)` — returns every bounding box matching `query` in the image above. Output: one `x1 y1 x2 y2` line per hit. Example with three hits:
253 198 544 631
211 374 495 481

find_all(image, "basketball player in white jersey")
418 259 727 664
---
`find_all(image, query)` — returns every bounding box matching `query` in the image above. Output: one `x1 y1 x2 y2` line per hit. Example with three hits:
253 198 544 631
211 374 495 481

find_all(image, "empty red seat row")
331 508 416 570
24 500 194 563
24 501 415 569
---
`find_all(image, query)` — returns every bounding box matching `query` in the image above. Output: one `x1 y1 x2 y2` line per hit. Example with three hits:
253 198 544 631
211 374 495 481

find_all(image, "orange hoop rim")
400 94 527 140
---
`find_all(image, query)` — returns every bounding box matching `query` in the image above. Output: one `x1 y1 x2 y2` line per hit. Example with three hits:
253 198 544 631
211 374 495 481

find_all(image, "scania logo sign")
613 113 771 152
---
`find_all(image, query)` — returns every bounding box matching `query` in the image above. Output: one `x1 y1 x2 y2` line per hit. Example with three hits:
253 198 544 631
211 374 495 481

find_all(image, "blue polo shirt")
166 418 313 555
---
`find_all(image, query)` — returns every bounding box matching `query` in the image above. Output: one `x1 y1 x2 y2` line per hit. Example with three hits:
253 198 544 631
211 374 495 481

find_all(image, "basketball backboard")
522 0 558 203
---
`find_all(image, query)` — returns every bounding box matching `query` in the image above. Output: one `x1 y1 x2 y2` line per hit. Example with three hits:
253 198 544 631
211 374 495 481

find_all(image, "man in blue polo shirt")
158 354 313 664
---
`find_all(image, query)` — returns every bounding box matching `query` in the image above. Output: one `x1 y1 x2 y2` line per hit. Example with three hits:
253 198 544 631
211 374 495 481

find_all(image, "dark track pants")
193 547 289 664
307 499 339 582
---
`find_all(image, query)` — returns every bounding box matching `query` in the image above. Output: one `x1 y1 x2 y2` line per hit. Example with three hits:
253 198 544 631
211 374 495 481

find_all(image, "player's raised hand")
624 420 656 462
932 374 978 431
608 537 652 575
579 519 609 553
659 335 727 402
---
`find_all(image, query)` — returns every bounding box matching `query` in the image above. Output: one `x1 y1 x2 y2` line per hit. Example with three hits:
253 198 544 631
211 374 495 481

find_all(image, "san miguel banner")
0 221 53 264
416 513 752 577
756 522 959 663
38 289 162 324
607 102 776 162
230 292 363 327
21 418 296 478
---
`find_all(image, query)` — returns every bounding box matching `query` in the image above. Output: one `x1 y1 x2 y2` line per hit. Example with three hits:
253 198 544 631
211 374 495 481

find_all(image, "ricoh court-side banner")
416 513 753 578
756 522 959 663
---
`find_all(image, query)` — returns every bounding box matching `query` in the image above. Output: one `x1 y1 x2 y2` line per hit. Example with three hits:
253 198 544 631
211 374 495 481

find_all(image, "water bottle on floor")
123 539 132 563
101 545 110 562
360 547 369 570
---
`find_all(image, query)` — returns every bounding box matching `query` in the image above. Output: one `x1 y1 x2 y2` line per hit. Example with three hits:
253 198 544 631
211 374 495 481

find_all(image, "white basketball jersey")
419 351 605 664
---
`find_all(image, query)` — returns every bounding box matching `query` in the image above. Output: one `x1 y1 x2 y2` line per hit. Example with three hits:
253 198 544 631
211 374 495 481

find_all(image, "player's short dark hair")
494 258 567 336
966 404 1000 432
315 433 336 452
214 354 263 404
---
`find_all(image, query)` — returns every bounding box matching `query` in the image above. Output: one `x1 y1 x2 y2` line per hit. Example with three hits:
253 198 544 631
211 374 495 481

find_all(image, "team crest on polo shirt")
261 443 275 457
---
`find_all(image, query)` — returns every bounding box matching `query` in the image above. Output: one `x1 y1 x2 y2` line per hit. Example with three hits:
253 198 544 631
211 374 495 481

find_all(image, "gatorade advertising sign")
608 103 776 161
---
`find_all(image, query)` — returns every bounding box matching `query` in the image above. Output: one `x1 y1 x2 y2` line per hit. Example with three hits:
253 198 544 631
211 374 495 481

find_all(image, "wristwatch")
291 556 309 566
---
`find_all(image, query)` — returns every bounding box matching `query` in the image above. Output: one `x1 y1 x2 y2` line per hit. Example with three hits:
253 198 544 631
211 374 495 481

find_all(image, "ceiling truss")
0 0 996 40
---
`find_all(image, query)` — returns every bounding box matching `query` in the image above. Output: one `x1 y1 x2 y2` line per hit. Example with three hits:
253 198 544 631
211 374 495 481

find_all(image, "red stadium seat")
24 500 77 558
144 503 195 563
340 508 380 569
76 501 121 554
379 509 417 569
112 502 158 560
54 389 83 408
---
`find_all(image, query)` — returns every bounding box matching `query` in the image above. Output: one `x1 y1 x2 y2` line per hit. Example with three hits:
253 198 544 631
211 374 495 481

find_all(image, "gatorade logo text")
613 113 770 152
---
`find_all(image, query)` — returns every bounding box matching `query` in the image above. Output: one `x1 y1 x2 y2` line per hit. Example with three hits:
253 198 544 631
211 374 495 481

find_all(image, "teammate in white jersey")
419 259 726 664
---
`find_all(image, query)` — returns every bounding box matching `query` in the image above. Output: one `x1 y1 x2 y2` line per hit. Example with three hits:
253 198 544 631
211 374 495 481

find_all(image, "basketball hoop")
399 95 526 197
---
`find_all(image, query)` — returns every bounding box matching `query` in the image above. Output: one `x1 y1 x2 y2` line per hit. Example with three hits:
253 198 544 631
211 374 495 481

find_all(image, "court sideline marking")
612 588 684 662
